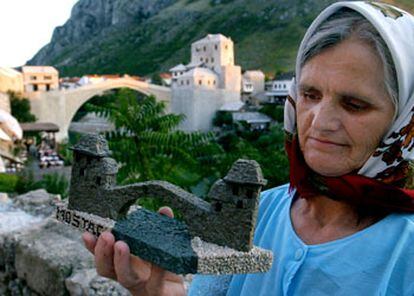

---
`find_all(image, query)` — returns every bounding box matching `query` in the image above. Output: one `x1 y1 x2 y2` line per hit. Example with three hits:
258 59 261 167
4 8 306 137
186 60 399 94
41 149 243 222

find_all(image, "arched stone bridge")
28 78 171 141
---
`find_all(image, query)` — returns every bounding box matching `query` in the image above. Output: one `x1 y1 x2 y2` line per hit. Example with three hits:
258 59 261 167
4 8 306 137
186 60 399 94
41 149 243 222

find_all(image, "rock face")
29 0 175 67
27 0 343 76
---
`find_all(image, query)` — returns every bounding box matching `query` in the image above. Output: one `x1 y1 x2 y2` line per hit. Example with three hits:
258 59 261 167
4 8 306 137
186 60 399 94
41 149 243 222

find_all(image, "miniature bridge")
28 78 171 141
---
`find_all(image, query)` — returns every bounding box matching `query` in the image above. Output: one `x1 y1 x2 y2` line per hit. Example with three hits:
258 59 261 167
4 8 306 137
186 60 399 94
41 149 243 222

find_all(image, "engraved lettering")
72 213 80 227
65 211 72 223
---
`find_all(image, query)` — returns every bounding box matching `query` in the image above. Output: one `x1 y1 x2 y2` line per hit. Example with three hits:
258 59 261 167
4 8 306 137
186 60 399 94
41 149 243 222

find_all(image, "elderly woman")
83 1 414 295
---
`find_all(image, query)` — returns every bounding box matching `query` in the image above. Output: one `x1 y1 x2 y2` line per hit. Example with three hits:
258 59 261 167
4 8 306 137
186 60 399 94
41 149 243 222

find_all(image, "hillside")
28 0 413 77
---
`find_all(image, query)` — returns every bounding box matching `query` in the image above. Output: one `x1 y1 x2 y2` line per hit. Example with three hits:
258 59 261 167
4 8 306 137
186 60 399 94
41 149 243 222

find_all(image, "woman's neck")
291 194 381 245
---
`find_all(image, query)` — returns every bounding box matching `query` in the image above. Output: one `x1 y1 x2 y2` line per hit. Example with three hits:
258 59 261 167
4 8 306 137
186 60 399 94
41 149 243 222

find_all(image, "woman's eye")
343 98 368 111
303 92 319 101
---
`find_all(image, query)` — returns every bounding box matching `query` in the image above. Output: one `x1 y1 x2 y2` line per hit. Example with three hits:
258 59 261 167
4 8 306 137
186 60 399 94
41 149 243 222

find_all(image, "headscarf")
284 1 414 212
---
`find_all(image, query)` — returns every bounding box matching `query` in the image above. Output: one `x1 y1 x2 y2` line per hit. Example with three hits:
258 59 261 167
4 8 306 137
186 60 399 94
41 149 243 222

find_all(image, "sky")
0 0 79 68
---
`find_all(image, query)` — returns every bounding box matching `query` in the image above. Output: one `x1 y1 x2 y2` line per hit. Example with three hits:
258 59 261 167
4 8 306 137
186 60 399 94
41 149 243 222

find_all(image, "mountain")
27 0 414 77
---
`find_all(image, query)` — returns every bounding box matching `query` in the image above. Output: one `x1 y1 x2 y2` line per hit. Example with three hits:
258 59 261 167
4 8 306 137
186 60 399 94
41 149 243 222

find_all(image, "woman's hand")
82 207 186 296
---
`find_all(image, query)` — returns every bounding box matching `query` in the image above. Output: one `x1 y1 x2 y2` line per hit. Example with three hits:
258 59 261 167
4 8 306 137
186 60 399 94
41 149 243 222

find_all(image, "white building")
242 70 265 105
242 70 265 95
265 73 294 104
170 34 242 131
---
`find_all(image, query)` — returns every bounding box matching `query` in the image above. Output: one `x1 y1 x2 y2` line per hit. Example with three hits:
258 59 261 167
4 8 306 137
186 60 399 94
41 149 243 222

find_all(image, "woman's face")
297 37 395 177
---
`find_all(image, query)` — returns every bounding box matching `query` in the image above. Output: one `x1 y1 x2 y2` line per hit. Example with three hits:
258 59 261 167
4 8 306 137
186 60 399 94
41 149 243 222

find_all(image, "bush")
42 173 69 198
15 171 43 194
0 173 19 192
213 111 233 127
9 91 37 123
260 105 284 122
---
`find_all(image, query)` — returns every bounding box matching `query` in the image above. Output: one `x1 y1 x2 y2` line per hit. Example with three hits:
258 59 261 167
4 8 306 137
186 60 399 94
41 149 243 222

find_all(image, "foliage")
0 173 19 193
85 89 219 190
11 170 69 198
14 170 43 194
58 140 74 166
213 111 233 127
213 123 289 189
150 73 163 85
260 105 285 122
9 91 37 123
41 173 69 198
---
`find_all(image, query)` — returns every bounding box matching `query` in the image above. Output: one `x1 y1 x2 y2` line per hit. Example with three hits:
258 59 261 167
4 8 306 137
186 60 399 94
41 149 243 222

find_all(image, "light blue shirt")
189 184 414 296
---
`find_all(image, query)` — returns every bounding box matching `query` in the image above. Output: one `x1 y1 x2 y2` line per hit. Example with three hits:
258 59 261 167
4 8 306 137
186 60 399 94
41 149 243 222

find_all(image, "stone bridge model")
56 134 273 274
27 78 171 141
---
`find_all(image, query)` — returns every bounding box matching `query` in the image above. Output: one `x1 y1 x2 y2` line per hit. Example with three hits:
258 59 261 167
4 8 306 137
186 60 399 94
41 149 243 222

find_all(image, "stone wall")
0 190 130 296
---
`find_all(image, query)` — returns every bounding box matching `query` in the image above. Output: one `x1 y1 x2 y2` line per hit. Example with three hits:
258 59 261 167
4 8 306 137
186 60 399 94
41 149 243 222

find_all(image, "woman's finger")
158 206 174 218
82 232 97 254
113 240 152 292
94 231 117 279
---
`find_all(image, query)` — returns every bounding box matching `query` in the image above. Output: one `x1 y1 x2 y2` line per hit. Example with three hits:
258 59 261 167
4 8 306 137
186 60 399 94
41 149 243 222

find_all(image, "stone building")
264 72 294 105
241 70 265 105
170 34 242 131
0 67 24 113
22 66 59 93
0 67 24 94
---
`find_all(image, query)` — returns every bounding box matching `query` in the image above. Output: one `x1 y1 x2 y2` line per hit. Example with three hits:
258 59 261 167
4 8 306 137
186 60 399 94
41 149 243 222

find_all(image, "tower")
68 134 118 215
170 34 242 131
206 159 267 251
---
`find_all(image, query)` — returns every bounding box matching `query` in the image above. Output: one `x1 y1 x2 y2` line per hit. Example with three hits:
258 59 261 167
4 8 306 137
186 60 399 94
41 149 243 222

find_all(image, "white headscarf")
285 1 414 181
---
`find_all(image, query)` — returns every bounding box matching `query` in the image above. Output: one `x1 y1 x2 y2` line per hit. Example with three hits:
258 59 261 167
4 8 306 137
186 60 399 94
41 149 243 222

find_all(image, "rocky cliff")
28 0 414 77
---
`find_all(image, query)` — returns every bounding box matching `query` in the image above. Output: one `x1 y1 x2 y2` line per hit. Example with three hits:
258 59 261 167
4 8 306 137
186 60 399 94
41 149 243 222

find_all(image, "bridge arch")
28 78 171 141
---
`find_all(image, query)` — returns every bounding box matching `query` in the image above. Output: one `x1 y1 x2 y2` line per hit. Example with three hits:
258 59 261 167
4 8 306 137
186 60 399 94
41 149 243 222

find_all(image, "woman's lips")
308 137 347 148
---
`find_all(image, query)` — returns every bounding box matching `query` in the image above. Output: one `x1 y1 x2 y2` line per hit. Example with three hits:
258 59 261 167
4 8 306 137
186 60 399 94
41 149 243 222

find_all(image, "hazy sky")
0 0 79 68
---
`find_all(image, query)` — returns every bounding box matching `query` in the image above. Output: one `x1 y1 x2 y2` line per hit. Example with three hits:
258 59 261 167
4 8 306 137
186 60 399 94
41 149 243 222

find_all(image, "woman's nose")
311 100 341 131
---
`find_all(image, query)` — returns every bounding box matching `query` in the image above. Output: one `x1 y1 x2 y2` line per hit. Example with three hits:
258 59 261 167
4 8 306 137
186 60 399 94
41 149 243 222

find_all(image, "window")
214 202 222 212
208 80 210 85
44 76 52 80
246 189 254 199
213 80 216 85
225 44 228 50
187 80 190 85
236 200 243 209
206 58 209 63
33 84 38 91
181 80 184 85
199 80 202 85
211 57 214 63
30 76 37 80
203 46 206 51
232 185 239 195
200 57 203 62
215 44 218 50
283 84 286 89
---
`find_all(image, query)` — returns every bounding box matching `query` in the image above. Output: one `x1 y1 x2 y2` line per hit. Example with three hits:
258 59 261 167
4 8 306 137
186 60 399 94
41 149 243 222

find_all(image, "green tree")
151 73 163 85
9 91 36 122
89 88 217 187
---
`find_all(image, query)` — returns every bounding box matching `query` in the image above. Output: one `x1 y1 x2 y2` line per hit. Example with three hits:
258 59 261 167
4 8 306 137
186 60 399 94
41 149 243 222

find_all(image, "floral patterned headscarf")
285 1 414 212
